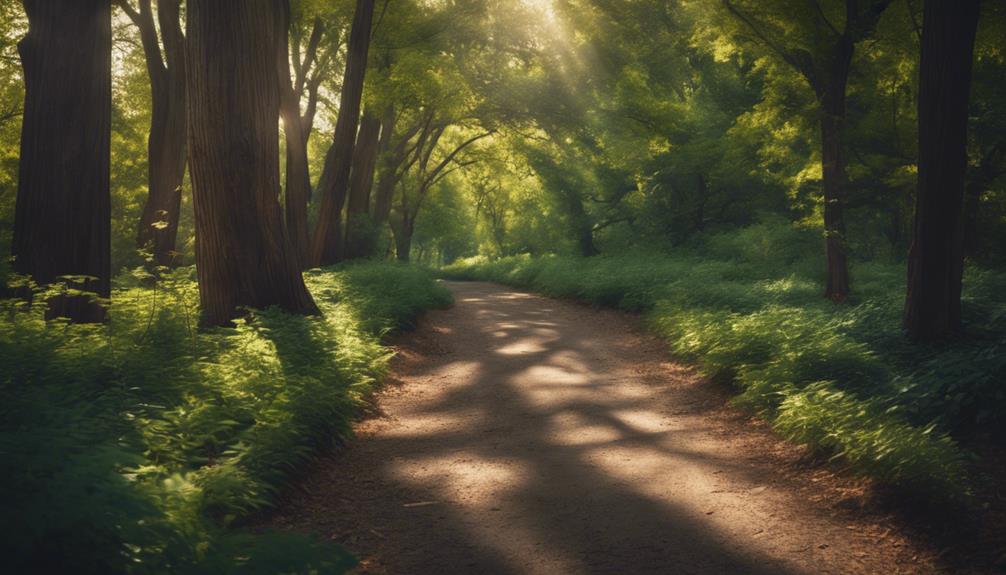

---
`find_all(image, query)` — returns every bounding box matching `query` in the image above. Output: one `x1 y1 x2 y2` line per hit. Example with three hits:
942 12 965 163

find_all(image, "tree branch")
421 130 493 190
114 0 141 26
807 0 841 37
721 0 817 85
592 216 635 232
296 17 325 95
115 0 167 88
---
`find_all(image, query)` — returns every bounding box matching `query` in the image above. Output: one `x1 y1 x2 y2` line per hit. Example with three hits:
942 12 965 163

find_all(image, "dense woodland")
1 0 1005 572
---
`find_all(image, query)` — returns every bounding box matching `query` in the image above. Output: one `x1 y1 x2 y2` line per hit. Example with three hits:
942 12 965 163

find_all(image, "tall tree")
391 125 491 261
279 7 331 266
13 0 111 322
343 109 382 259
372 106 426 229
722 0 892 301
311 0 375 266
116 0 186 269
186 0 318 327
903 0 981 341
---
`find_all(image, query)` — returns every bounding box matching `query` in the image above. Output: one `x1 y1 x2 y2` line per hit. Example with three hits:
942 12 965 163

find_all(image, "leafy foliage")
0 262 451 574
444 218 1006 498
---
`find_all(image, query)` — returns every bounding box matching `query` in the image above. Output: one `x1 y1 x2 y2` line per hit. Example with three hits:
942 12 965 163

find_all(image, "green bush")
443 219 1005 499
0 261 451 574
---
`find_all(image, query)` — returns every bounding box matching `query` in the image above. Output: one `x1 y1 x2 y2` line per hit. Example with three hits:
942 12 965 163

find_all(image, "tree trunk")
372 106 402 227
695 172 707 232
393 217 413 262
820 91 851 301
311 0 375 266
186 0 318 327
344 110 382 259
372 174 397 228
561 188 597 257
131 0 186 269
577 226 599 257
278 0 311 266
903 0 980 341
13 0 111 323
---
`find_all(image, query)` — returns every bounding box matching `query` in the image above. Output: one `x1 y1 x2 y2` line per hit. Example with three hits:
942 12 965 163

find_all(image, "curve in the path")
271 281 937 574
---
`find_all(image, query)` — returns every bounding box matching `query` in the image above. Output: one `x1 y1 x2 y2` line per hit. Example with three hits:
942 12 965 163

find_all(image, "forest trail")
269 281 941 574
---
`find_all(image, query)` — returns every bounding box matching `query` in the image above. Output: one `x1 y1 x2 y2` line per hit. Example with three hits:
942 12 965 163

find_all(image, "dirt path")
270 281 945 574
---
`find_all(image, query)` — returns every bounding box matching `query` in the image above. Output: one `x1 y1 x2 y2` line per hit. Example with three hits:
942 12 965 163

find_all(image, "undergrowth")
443 219 1006 500
0 261 452 574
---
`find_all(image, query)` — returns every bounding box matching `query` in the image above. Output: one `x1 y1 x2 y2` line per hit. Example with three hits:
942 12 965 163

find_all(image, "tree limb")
721 0 818 86
807 0 841 37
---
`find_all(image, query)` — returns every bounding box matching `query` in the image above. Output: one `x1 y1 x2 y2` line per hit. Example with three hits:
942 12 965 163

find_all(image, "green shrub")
444 219 999 500
0 262 450 574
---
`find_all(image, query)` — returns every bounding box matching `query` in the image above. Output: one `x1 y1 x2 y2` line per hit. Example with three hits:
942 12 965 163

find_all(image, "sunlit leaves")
0 263 449 572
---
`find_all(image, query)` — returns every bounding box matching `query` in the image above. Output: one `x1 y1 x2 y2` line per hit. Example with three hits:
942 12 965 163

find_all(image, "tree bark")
903 0 980 341
343 109 382 259
577 225 599 257
722 0 893 301
311 0 375 266
278 0 311 266
13 0 111 323
372 169 397 228
372 106 414 228
122 0 186 269
186 0 318 327
393 216 414 262
820 84 851 301
560 187 597 257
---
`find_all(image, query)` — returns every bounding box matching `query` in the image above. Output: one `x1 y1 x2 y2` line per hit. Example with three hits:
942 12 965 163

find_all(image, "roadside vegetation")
1 0 1004 570
444 218 1006 499
0 262 451 573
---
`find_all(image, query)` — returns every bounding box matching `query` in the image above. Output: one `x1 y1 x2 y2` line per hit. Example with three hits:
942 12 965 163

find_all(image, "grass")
0 260 452 574
442 218 1006 500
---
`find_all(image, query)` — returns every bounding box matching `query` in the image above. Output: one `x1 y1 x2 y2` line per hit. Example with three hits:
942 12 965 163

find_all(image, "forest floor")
267 281 972 574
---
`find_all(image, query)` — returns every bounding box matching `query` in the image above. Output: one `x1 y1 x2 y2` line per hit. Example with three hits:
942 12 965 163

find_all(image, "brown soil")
267 281 959 574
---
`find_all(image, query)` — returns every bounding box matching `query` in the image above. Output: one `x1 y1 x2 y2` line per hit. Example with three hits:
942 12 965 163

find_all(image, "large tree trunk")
903 0 980 341
186 0 318 327
278 0 311 266
311 0 375 266
129 0 186 269
13 0 111 323
343 110 382 259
